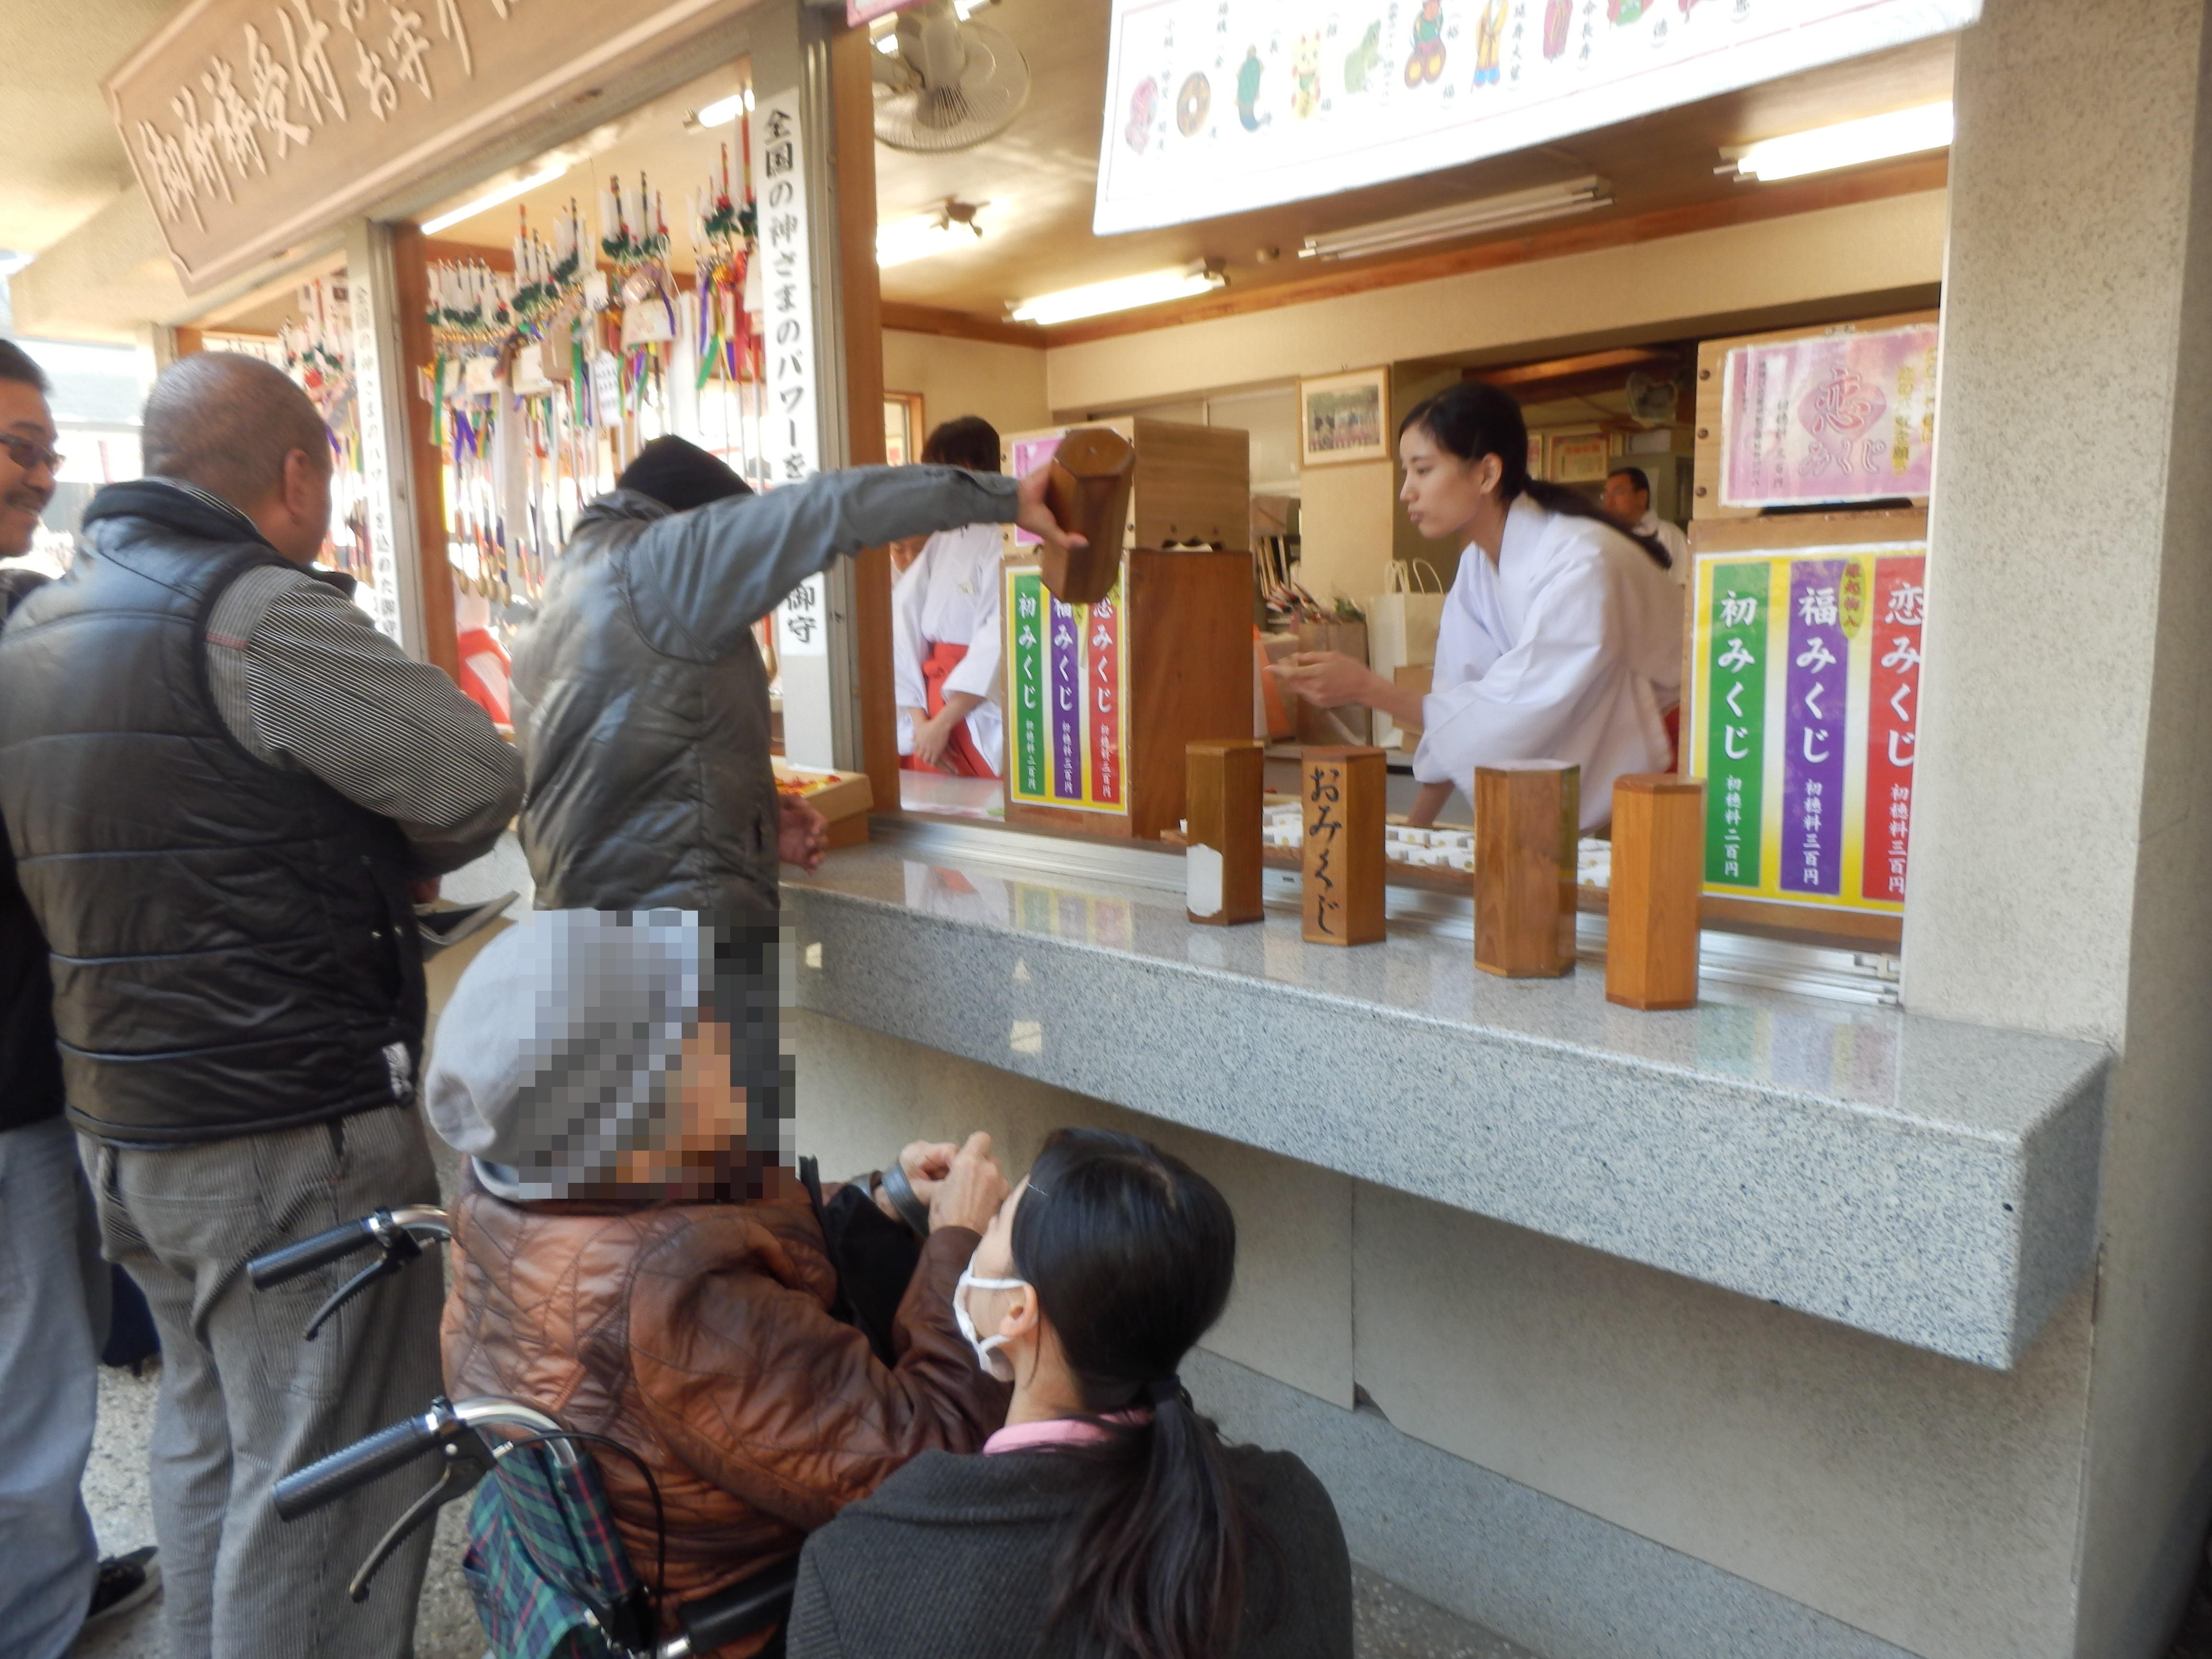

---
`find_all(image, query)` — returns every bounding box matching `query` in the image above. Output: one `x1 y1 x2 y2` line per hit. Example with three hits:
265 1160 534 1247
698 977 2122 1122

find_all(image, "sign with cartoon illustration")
1685 543 1926 914
1094 0 1979 234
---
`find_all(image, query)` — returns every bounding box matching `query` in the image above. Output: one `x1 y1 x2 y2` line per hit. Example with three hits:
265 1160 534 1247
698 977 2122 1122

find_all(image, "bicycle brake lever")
302 1227 422 1341
346 1429 494 1603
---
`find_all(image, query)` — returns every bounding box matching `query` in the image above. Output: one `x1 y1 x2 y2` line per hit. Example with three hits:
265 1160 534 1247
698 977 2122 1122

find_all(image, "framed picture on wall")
1546 426 1611 484
1298 368 1390 468
1527 433 1545 479
885 391 926 465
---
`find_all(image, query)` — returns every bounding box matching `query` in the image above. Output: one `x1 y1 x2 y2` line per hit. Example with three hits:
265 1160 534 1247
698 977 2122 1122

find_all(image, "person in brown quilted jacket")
423 909 1011 1657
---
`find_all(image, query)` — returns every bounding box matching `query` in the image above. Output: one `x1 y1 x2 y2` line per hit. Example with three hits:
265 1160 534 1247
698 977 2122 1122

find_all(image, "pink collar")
983 1410 1147 1455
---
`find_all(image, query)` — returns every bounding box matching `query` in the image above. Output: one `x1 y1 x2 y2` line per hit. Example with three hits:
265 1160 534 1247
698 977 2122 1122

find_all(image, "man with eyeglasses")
0 349 523 1659
0 338 164 1657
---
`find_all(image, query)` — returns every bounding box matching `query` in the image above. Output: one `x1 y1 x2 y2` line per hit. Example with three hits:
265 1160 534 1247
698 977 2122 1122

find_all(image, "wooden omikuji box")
1185 740 1265 926
999 420 1252 844
1002 417 1250 555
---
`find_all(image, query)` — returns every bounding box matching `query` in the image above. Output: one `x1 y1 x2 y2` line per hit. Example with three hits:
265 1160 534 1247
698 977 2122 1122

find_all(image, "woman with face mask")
1275 381 1683 832
785 1127 1354 1659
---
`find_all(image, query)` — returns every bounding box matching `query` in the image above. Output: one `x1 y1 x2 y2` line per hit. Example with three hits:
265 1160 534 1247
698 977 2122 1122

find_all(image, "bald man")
0 352 523 1659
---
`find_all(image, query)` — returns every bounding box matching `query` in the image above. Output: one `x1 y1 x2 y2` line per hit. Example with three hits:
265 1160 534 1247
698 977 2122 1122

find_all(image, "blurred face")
608 1025 746 1197
0 378 59 560
1397 421 1500 545
1599 472 1649 523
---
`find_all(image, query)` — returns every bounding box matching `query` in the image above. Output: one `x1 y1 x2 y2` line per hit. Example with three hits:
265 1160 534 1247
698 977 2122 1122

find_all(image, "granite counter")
783 819 2107 1369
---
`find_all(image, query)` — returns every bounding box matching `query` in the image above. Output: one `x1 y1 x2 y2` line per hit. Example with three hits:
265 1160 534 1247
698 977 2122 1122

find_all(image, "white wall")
881 328 1051 444
1043 192 1949 416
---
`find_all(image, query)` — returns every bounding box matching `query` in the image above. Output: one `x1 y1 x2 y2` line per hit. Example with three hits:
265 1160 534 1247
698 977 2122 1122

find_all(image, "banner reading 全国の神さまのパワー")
1688 544 1926 914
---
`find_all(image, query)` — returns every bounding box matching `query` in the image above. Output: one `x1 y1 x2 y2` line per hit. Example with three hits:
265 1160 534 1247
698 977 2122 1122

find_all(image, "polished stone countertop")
783 821 2107 1370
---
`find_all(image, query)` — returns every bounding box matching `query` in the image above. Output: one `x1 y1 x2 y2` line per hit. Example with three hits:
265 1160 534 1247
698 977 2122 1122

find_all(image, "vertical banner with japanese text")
1861 556 1926 903
1783 559 1849 897
1003 565 1130 815
1687 542 1926 914
1009 571 1046 798
1703 563 1770 889
757 87 831 765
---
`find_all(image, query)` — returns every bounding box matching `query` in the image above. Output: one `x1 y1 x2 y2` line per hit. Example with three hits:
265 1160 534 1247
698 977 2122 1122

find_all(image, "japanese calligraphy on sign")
108 0 733 291
1004 565 1129 816
1687 542 1927 914
1719 325 1940 507
1093 0 1976 235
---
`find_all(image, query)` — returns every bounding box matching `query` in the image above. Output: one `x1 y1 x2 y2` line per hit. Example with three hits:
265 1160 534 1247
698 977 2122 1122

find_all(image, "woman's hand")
911 711 955 773
1273 650 1388 710
929 1130 1010 1235
777 798 828 872
1014 462 1088 553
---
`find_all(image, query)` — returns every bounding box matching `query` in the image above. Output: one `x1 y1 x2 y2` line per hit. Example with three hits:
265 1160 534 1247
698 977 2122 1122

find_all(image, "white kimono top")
1632 510 1692 586
1415 495 1683 830
891 523 1005 762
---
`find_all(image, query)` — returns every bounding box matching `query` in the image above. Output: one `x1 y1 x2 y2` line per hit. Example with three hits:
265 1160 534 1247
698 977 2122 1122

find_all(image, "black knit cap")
617 435 753 514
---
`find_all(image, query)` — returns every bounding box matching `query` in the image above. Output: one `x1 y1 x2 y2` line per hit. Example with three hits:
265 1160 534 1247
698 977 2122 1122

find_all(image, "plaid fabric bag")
461 1441 655 1659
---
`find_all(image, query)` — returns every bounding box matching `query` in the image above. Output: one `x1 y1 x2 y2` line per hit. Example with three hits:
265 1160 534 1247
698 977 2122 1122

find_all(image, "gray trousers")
79 1106 445 1659
0 1116 108 1659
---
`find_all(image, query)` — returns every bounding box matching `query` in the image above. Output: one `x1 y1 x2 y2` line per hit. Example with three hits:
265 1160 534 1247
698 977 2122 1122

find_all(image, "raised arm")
625 465 1020 662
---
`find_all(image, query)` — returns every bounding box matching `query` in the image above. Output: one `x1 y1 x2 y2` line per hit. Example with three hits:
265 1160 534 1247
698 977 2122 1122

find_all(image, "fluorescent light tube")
421 163 568 235
1009 264 1225 325
1731 101 1952 182
1299 177 1610 261
695 89 755 128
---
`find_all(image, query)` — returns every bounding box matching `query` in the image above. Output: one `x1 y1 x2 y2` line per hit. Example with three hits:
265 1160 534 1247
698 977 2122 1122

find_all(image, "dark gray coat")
786 1442 1354 1659
513 466 1020 918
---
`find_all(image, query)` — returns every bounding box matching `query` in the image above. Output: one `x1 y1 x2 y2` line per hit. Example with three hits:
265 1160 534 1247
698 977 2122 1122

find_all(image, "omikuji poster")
1720 325 1939 508
1094 0 1978 233
1687 544 1926 913
1004 567 1131 817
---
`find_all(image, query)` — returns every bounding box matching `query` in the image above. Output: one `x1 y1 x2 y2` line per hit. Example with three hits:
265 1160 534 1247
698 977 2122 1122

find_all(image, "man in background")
1601 465 1690 581
0 339 163 1658
0 351 523 1659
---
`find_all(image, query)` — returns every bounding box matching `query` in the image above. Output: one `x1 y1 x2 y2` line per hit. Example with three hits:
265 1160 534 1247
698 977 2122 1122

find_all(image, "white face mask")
954 1262 1028 1383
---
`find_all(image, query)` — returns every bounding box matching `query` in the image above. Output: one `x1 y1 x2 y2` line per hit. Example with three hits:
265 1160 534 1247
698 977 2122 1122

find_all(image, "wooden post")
1185 740 1264 925
1300 745 1386 946
1474 760 1579 977
390 221 460 686
830 24 898 810
1606 773 1706 1010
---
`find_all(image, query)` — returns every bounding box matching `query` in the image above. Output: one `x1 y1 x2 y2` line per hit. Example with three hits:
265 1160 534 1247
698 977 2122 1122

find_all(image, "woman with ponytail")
786 1128 1353 1659
1275 380 1683 831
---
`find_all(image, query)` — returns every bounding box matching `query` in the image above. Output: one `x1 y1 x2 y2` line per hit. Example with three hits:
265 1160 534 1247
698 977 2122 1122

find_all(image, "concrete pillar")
1904 0 2212 1650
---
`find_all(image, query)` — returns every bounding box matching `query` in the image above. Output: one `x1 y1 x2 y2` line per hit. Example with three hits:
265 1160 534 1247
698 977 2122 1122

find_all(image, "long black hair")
1012 1128 1247 1659
1399 381 1672 571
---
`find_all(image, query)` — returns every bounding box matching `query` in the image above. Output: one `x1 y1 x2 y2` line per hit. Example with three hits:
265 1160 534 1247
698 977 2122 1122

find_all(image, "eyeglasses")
0 433 62 475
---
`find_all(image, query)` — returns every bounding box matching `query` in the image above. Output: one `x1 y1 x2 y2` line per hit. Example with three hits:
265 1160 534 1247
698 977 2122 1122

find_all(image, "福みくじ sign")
1688 544 1925 913
1004 566 1129 816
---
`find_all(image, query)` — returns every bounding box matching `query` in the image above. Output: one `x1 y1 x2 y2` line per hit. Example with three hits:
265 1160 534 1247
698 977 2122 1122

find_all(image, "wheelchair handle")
274 1403 451 1521
249 1206 450 1289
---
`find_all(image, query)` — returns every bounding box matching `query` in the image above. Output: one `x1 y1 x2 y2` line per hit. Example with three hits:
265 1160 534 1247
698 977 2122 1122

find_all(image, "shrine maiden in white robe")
1415 495 1683 831
891 522 1005 762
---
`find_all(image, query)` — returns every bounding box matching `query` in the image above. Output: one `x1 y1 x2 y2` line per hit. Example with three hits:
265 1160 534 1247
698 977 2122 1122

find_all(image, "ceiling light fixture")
1726 101 1953 183
878 202 990 268
1008 262 1225 326
422 163 569 236
1298 177 1611 262
692 88 756 128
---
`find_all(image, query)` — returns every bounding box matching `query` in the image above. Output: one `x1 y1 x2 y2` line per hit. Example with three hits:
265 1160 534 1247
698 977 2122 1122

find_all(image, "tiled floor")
70 1362 1538 1659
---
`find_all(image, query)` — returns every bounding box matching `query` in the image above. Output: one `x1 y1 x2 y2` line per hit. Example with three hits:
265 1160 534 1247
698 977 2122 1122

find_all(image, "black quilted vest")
0 483 425 1143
